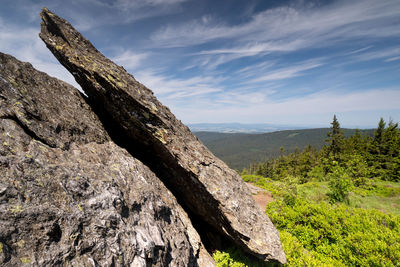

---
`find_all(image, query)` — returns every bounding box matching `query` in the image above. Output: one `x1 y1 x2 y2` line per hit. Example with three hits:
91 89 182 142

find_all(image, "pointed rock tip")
41 7 51 16
38 9 286 264
40 7 61 24
40 7 54 25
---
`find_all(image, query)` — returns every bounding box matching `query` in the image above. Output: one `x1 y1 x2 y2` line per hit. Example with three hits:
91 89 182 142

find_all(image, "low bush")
213 246 267 267
327 166 353 203
266 199 400 266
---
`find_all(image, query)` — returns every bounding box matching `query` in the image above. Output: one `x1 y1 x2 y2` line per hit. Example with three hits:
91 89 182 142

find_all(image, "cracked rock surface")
0 52 214 266
39 8 286 264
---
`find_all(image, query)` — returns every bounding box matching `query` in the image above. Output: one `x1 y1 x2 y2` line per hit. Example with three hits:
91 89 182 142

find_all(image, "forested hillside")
195 128 374 170
243 116 399 183
213 116 400 266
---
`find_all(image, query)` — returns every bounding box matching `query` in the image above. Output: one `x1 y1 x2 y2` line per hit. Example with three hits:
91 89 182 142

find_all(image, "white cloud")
386 56 400 63
1 0 398 128
172 88 400 125
345 46 374 55
112 50 148 70
62 0 188 30
214 91 269 105
193 42 304 69
234 61 276 78
0 18 80 89
266 89 400 115
198 41 307 56
249 60 323 83
134 70 224 99
107 0 187 9
151 0 400 51
134 0 187 6
353 47 400 62
149 0 400 72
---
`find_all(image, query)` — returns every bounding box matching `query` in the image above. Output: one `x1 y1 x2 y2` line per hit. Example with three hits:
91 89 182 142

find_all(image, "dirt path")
245 183 274 210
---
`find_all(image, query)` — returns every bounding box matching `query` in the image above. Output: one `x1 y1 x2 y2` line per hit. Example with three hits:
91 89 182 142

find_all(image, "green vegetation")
214 179 400 266
213 117 400 266
213 247 268 267
195 128 374 170
244 117 399 183
268 198 400 266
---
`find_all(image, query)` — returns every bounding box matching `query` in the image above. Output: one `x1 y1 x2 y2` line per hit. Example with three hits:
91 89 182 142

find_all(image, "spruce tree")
326 115 344 159
373 118 386 154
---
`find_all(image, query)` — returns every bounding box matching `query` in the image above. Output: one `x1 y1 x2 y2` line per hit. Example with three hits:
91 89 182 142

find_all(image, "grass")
349 180 400 214
243 176 400 215
349 193 400 214
296 182 330 202
214 176 400 266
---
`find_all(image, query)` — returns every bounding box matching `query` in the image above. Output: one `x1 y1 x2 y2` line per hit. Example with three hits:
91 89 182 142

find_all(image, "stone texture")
39 8 286 264
0 52 214 266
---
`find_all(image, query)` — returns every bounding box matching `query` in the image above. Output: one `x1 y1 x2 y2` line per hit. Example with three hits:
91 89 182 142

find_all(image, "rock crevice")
39 7 286 264
0 6 286 266
0 52 214 266
0 115 56 148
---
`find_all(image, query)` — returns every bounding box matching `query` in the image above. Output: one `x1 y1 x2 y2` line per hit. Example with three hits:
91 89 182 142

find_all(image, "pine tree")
326 115 344 159
373 118 386 154
368 118 400 181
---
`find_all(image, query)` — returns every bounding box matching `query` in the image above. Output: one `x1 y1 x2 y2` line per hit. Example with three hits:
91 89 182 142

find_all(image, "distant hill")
188 122 310 133
195 128 375 170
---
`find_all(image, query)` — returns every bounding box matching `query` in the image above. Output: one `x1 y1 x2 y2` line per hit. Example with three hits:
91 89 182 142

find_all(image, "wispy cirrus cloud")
39 0 189 31
1 0 398 127
345 46 374 55
249 60 324 83
386 56 400 63
149 0 400 74
353 47 400 62
151 0 400 50
114 0 187 8
112 50 148 70
134 70 224 100
173 88 400 125
192 41 305 69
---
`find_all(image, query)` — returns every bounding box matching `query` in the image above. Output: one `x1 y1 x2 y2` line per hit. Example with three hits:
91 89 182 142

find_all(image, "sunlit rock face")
0 6 286 265
39 7 285 264
0 52 213 266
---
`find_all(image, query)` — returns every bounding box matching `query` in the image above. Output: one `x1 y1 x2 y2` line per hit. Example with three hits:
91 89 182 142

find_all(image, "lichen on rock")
39 7 285 264
0 52 213 266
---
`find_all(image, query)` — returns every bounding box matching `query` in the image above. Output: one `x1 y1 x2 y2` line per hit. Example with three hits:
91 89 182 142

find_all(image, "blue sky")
1 0 400 128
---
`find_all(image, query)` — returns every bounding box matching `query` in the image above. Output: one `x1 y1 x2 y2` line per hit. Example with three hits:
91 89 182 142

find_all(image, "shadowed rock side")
39 8 286 264
0 52 214 266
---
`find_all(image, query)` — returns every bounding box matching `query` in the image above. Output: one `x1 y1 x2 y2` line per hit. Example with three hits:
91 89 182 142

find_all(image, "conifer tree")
373 118 386 154
326 115 344 159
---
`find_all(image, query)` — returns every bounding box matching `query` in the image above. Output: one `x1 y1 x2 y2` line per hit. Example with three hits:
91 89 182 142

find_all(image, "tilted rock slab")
39 8 286 264
0 52 214 266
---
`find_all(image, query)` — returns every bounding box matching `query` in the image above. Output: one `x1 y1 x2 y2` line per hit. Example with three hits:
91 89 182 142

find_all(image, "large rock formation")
0 52 214 266
39 8 285 264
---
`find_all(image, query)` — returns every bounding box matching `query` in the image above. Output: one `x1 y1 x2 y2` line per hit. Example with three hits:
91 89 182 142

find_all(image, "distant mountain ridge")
188 123 311 133
195 128 375 170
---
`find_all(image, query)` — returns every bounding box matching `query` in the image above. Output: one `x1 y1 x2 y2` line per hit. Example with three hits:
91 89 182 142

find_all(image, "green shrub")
327 166 353 203
213 246 268 267
242 174 269 185
266 199 400 266
282 175 299 207
307 165 326 181
344 154 370 187
213 250 246 267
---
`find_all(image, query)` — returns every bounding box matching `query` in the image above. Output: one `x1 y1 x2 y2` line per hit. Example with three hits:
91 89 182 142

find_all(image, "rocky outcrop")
39 8 286 264
0 52 214 266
